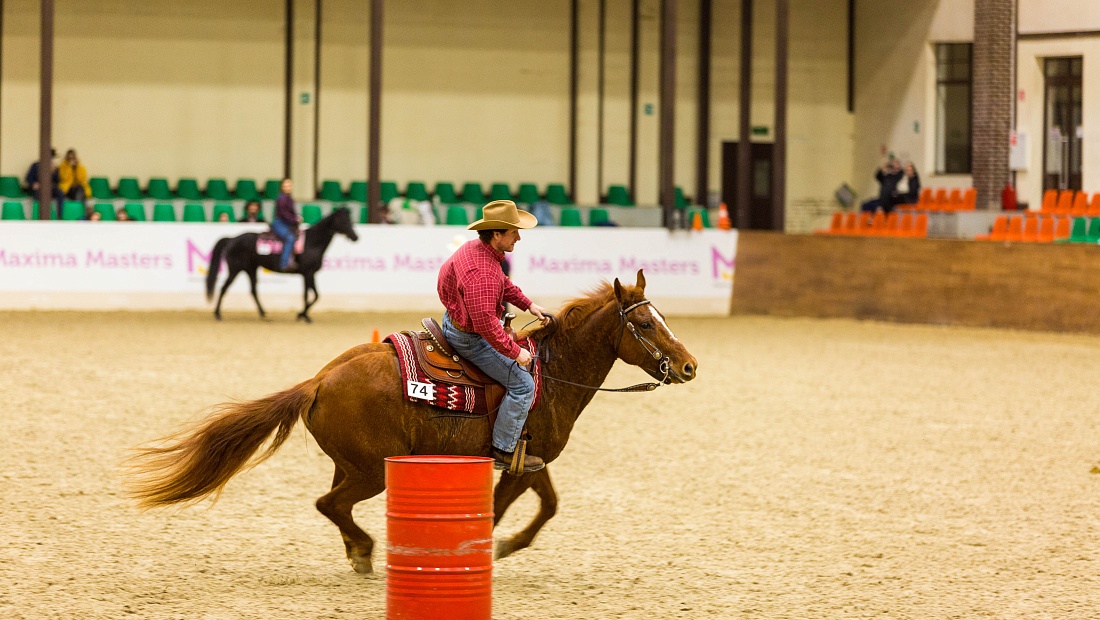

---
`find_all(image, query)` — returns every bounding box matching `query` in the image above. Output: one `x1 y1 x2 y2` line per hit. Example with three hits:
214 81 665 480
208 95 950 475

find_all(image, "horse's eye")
641 322 652 329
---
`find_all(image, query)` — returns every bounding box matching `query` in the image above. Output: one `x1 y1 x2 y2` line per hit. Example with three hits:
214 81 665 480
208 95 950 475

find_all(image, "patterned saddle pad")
385 330 542 416
256 231 305 256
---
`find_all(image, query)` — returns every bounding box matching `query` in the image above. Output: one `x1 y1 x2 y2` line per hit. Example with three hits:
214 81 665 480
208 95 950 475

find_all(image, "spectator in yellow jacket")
58 148 91 203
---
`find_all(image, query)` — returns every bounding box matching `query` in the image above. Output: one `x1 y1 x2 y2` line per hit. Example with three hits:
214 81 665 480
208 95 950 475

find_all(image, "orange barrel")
385 455 494 620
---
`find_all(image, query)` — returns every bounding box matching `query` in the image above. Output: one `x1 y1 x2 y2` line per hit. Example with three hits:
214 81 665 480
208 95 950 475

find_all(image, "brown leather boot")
491 447 544 473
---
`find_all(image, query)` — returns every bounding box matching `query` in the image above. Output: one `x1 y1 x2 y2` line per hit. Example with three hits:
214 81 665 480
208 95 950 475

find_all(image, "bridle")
532 298 671 393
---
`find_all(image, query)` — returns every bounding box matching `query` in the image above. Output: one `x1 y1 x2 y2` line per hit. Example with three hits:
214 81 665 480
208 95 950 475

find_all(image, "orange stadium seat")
917 188 934 210
1020 214 1041 242
1004 216 1024 242
840 212 858 235
911 213 928 238
882 212 898 236
975 215 1007 241
1037 217 1056 243
897 212 913 237
1070 191 1089 216
961 188 977 211
1088 193 1100 216
933 188 948 212
1054 217 1072 241
816 212 843 235
946 188 963 212
854 212 874 235
870 211 887 234
1041 189 1057 213
1055 190 1074 215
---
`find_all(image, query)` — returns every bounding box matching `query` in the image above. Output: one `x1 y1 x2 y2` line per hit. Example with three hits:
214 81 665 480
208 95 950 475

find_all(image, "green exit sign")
643 103 654 116
300 92 311 104
751 125 769 136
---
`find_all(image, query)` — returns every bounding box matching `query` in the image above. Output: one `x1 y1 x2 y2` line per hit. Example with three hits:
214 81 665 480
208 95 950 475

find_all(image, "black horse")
205 208 359 323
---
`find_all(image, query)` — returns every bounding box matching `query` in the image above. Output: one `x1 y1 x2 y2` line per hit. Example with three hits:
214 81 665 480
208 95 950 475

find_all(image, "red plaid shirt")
438 239 532 359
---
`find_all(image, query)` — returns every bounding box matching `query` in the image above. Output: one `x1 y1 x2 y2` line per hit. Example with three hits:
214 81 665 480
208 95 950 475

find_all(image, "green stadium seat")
176 178 202 201
546 184 571 205
1087 217 1100 243
153 203 176 222
606 185 633 206
559 207 583 227
182 203 206 222
381 181 400 203
319 180 344 202
674 186 689 209
348 181 368 203
146 178 173 200
263 179 282 200
2 201 25 220
406 181 430 202
517 183 540 204
117 177 143 200
0 176 24 198
445 205 469 226
93 203 115 221
461 182 486 204
686 207 712 228
61 200 85 220
124 202 147 221
89 177 113 199
302 204 323 224
358 204 370 224
434 182 459 204
205 179 232 201
234 179 259 201
1063 217 1090 243
212 203 236 222
489 183 513 201
589 208 610 226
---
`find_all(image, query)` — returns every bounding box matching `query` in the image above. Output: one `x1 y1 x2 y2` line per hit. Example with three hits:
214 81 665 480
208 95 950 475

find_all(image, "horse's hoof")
494 538 518 560
214 314 222 321
350 556 373 574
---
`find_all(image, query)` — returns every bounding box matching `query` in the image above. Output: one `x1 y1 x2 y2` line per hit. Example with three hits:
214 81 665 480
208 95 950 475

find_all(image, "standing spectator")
58 149 92 206
239 200 265 223
892 162 921 207
25 148 63 215
272 178 300 272
860 155 904 214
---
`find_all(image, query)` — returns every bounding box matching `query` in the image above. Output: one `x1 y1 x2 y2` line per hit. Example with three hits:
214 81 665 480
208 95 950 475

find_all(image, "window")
935 43 972 174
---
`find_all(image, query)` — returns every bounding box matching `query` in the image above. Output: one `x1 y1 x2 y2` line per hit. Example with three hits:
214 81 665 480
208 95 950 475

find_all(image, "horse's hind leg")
213 268 241 320
245 268 266 319
315 463 385 574
493 467 558 560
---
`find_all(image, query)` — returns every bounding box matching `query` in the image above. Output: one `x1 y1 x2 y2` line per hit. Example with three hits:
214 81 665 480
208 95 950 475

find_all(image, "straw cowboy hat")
467 200 538 231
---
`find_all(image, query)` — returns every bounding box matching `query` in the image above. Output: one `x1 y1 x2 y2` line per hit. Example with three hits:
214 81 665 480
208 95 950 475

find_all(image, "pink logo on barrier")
711 246 734 282
187 239 212 275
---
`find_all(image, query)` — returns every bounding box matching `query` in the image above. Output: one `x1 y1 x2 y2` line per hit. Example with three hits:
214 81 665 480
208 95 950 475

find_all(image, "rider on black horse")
272 178 300 272
437 200 551 473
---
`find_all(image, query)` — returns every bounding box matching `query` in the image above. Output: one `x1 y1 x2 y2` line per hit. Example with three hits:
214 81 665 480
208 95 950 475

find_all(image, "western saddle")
407 317 506 418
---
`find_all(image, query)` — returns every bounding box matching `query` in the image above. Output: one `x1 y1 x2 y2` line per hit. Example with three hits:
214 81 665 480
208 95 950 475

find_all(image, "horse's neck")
306 222 335 251
534 305 620 450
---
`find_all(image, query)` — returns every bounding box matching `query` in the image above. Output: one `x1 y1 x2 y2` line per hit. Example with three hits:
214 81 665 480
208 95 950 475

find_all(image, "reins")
524 300 671 393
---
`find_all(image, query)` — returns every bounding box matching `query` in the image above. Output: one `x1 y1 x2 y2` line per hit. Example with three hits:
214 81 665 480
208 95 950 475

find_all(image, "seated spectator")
116 207 132 221
25 148 63 213
892 162 921 207
239 200 265 222
860 155 904 214
88 210 102 221
58 149 91 204
217 211 231 223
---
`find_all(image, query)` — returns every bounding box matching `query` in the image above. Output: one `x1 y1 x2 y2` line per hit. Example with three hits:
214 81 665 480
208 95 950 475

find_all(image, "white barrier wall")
0 224 737 316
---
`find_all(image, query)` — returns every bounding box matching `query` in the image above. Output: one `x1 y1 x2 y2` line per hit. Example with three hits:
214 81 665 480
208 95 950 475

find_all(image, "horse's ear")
635 269 646 292
613 278 624 303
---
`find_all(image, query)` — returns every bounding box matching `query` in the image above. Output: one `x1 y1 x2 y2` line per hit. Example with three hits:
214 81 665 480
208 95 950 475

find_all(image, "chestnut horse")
127 270 697 574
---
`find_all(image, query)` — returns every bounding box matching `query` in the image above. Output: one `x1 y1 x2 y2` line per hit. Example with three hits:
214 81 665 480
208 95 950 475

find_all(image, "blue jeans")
270 219 296 268
442 312 535 453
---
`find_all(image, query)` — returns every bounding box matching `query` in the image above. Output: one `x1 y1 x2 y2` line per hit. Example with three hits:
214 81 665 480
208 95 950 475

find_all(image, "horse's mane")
522 281 640 342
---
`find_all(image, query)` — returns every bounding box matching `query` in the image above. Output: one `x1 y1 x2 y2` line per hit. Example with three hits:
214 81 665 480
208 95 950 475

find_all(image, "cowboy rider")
438 200 551 473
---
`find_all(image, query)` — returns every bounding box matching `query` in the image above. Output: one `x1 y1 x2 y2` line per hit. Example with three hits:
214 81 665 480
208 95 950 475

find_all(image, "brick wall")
972 0 1014 209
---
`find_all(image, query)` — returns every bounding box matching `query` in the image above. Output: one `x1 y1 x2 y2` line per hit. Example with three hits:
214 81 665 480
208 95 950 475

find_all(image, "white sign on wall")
0 223 737 316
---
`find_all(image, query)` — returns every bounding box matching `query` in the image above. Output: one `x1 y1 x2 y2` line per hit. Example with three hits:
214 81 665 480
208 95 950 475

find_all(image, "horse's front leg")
297 273 316 323
493 467 557 560
246 268 267 320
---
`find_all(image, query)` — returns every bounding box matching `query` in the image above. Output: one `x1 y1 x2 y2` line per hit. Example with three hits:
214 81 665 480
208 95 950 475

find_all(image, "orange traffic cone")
691 211 703 231
717 202 731 230
371 328 380 343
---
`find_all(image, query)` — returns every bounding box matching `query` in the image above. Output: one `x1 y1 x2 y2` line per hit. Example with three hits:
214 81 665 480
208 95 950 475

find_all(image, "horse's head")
611 270 697 384
332 207 359 242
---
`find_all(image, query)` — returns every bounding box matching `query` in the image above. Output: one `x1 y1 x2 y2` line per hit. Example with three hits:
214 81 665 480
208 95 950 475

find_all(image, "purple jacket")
274 193 297 228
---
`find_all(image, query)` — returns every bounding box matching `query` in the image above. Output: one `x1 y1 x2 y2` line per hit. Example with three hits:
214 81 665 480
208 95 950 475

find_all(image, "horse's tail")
126 378 319 509
205 238 230 302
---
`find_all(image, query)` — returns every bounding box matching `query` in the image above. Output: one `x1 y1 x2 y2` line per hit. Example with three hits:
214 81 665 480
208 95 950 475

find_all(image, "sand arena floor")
2 310 1100 619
